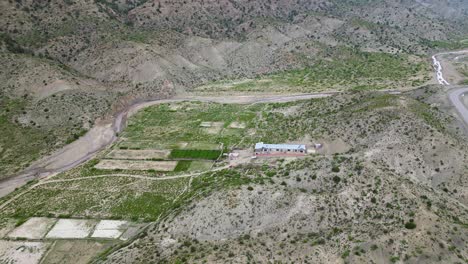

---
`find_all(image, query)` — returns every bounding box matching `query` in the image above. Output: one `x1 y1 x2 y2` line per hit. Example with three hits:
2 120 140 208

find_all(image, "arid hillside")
0 0 467 178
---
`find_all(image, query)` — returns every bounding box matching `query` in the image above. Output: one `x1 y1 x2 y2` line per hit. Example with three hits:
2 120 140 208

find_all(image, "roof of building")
255 142 306 150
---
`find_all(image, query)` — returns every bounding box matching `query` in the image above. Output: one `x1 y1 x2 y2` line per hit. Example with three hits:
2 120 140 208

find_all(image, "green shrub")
332 176 341 184
404 220 416 229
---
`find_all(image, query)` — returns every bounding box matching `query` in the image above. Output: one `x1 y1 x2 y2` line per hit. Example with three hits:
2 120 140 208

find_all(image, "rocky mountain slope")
100 87 468 263
0 1 467 180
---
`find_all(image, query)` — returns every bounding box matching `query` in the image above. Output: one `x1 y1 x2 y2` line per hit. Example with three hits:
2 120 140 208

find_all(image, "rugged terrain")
1 0 468 177
95 87 468 263
0 86 467 263
1 1 468 264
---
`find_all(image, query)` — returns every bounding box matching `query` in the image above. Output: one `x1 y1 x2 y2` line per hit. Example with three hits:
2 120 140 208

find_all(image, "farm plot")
169 149 221 160
94 160 177 171
0 177 190 221
7 217 56 239
0 240 48 264
46 219 96 239
106 149 170 160
228 121 246 129
188 161 213 172
116 140 180 150
40 240 113 264
122 102 259 149
200 121 224 134
91 220 128 239
183 142 221 150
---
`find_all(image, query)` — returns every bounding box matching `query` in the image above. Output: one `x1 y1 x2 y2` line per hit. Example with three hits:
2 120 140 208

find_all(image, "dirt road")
0 92 333 198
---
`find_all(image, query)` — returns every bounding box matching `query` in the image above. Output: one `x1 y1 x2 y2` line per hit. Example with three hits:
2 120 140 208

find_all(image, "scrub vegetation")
194 48 430 94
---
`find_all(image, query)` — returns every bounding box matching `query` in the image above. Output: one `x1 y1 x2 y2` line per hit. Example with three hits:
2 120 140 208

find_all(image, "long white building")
254 142 307 155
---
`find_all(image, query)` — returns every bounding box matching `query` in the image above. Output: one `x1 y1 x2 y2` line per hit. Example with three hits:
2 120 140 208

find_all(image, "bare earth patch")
95 160 178 171
46 219 96 239
203 122 224 134
228 122 246 129
106 149 170 160
0 241 48 264
7 217 56 239
200 122 213 127
40 240 113 264
91 220 129 239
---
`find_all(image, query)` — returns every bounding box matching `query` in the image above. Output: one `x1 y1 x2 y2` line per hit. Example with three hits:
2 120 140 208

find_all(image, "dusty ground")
91 220 129 239
0 241 48 264
46 219 97 239
228 122 247 129
41 240 113 264
94 160 178 171
7 217 56 239
106 149 170 160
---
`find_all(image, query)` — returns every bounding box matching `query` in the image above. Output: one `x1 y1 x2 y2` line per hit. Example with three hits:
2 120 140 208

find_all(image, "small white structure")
254 142 307 156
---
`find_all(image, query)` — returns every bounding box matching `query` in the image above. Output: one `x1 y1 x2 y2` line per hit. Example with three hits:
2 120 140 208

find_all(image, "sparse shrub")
404 220 416 229
332 176 341 184
332 165 340 172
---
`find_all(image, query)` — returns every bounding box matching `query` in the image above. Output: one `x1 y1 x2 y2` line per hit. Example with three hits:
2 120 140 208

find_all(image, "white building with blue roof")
254 142 307 156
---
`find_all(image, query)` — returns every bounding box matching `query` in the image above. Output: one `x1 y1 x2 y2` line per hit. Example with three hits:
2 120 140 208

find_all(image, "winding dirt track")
0 92 334 198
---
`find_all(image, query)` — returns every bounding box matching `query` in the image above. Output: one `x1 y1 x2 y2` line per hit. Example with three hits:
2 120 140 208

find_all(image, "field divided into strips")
92 102 262 173
121 102 260 149
94 160 178 171
106 149 170 160
0 176 191 221
0 100 311 222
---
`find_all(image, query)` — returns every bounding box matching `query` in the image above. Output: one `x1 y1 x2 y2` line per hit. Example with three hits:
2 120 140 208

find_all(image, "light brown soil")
228 122 246 129
41 240 113 264
0 241 48 264
7 217 56 239
106 149 170 160
95 160 178 171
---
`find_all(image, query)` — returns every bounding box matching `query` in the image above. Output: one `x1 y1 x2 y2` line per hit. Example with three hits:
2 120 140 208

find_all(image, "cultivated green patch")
169 149 221 160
